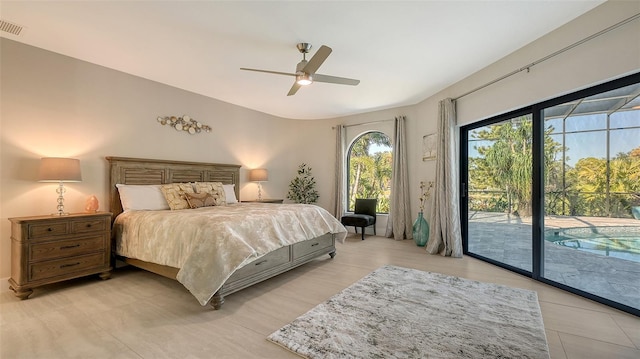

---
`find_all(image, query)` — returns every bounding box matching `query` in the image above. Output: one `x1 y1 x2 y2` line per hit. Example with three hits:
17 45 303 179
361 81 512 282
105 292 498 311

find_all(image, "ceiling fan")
240 43 360 96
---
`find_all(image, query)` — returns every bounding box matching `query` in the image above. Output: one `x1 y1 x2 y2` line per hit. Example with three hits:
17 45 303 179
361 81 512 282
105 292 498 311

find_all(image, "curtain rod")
454 12 640 101
333 118 394 129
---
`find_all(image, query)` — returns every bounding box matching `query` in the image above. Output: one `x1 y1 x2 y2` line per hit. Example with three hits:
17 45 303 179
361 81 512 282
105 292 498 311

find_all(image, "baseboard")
0 277 10 292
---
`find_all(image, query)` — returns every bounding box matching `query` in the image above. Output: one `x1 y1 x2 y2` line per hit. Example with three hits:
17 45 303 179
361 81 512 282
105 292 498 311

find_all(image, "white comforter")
113 203 347 305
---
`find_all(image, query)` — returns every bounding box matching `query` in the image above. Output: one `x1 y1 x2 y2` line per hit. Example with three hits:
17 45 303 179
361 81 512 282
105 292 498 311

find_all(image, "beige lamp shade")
38 157 82 182
249 168 268 182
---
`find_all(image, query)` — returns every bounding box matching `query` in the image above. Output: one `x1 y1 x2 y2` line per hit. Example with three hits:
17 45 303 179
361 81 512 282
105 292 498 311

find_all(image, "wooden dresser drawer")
71 218 107 234
292 235 334 259
228 246 290 281
9 212 113 299
29 235 106 261
28 222 69 239
29 253 107 282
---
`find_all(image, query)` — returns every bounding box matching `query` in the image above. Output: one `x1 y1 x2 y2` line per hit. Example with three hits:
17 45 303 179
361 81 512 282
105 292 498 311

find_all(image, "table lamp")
249 168 268 201
38 157 82 215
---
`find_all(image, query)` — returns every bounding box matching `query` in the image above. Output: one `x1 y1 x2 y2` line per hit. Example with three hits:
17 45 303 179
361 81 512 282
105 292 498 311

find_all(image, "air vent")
0 20 25 36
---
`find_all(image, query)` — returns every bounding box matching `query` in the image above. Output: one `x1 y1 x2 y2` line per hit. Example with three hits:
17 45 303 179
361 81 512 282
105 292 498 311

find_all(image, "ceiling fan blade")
240 68 296 77
313 74 360 86
287 82 302 96
302 45 332 75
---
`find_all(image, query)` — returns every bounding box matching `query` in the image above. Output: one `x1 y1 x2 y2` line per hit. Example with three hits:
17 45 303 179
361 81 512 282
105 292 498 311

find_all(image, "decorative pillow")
184 192 217 209
160 183 195 210
194 182 226 206
223 184 238 204
115 184 170 211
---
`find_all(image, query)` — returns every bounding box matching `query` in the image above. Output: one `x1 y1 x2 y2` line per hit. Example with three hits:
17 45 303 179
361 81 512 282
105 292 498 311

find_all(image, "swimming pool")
546 226 640 263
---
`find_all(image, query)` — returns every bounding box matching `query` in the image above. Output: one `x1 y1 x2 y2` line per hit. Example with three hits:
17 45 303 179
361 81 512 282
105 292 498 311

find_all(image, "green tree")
566 146 640 217
470 116 563 216
571 157 608 216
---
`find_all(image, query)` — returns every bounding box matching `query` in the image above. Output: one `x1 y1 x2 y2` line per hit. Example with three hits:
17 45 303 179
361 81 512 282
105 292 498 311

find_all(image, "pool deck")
469 211 640 228
468 212 640 311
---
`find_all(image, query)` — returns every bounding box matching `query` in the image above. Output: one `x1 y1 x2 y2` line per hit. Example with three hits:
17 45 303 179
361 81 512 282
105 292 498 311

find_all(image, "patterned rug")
268 265 550 359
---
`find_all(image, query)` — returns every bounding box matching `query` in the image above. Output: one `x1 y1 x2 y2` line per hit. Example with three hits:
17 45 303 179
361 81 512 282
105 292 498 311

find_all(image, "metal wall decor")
157 115 211 134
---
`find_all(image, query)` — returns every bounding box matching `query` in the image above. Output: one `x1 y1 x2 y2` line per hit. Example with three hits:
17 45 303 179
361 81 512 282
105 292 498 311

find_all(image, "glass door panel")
542 84 640 312
462 74 639 316
467 114 533 271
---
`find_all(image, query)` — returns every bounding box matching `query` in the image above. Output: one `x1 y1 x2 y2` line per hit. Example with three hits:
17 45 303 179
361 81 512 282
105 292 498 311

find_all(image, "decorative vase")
412 211 429 247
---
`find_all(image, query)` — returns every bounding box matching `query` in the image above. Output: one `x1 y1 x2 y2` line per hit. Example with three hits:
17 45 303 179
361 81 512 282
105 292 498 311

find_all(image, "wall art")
157 115 211 134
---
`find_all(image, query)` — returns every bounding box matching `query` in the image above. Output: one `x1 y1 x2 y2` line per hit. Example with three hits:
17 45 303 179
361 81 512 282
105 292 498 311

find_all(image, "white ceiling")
0 1 604 120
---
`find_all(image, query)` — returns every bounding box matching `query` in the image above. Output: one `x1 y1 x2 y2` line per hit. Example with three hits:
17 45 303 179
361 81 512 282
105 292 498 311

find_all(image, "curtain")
426 99 463 257
385 116 412 240
333 124 346 219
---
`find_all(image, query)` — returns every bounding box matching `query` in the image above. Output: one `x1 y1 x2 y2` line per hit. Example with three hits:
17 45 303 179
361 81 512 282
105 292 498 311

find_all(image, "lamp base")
54 182 69 216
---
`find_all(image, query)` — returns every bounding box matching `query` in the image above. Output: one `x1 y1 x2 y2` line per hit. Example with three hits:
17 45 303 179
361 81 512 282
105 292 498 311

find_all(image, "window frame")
346 130 393 214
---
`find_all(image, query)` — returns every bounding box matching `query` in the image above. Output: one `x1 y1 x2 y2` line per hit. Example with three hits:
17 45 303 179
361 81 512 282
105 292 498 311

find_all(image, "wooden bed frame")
106 156 336 309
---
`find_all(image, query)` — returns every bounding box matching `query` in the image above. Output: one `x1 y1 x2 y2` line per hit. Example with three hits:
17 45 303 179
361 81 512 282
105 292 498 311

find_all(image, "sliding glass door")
461 73 640 316
542 83 640 312
465 113 533 272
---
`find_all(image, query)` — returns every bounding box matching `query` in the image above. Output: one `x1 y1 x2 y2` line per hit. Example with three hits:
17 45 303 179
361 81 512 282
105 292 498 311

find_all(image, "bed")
107 156 346 309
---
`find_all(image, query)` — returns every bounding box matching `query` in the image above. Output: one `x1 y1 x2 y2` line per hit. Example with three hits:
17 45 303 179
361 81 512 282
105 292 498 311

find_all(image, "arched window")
347 131 393 213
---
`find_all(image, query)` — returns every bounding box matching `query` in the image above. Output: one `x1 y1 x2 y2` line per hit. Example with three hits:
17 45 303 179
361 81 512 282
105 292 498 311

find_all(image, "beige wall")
450 0 640 126
0 38 328 280
332 0 639 236
1 0 638 282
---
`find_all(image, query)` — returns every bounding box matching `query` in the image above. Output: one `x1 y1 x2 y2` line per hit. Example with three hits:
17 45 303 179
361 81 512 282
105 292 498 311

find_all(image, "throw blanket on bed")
113 203 347 305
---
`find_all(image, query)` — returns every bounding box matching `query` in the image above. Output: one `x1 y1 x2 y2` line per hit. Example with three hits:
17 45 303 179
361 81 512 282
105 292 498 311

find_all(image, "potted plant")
287 163 319 204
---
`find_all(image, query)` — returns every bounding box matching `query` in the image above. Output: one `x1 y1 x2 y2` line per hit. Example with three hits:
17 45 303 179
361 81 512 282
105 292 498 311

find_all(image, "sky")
369 143 392 155
468 110 639 167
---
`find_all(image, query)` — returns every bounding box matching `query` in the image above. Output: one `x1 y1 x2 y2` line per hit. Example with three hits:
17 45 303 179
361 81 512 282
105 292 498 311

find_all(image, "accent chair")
340 198 377 240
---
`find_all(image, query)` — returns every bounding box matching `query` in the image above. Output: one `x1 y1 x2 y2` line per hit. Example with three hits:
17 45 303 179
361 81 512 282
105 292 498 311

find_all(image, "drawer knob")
47 228 53 232
61 244 81 250
311 242 319 247
254 260 268 266
86 224 92 228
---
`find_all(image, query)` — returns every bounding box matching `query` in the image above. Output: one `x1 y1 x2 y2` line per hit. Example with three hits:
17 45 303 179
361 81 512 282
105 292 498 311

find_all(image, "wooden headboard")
106 156 241 218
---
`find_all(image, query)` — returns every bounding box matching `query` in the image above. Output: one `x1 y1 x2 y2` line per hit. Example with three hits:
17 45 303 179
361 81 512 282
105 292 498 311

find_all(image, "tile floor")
1 235 638 358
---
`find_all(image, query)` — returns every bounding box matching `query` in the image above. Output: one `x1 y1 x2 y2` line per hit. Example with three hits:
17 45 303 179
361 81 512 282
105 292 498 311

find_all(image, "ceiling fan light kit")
241 42 360 96
296 73 313 86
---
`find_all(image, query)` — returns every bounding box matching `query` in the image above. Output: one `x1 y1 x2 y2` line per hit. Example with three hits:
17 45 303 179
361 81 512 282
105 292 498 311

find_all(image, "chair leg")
354 227 358 233
373 225 376 236
361 227 365 240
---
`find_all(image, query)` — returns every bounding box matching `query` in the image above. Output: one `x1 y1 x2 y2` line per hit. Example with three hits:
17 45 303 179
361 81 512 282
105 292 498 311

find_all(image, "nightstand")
8 212 113 299
241 199 284 203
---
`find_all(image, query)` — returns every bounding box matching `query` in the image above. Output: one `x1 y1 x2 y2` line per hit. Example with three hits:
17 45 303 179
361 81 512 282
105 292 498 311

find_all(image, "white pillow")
116 184 170 211
223 184 238 204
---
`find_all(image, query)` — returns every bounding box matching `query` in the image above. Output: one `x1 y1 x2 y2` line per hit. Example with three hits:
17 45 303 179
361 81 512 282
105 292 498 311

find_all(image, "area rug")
267 265 549 359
